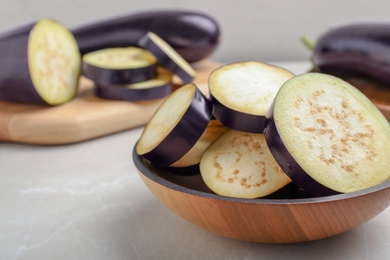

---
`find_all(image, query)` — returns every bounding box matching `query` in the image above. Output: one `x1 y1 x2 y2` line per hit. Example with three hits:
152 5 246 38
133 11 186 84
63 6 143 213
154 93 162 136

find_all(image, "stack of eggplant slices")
136 60 390 199
82 31 195 101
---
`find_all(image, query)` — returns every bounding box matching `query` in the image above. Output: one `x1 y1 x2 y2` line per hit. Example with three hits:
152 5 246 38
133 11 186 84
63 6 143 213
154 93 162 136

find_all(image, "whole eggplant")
312 23 390 84
71 10 221 63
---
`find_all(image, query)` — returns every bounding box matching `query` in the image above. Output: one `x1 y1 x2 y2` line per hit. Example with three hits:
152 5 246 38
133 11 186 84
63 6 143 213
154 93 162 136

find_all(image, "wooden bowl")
133 147 390 244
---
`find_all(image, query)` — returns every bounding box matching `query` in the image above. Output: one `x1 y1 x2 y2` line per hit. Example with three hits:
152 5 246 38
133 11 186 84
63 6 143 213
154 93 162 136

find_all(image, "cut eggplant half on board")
264 72 390 196
71 10 221 63
136 83 212 167
0 19 81 105
138 32 196 84
170 119 229 168
95 66 173 101
82 47 157 85
208 61 294 133
200 130 292 199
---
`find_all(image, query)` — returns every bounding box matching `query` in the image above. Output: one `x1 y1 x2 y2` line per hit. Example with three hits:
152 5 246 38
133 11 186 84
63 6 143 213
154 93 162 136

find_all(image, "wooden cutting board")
0 60 389 145
0 60 220 145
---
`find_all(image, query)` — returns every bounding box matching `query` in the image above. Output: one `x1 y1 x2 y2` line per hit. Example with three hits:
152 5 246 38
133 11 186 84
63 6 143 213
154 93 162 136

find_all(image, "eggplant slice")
95 66 173 101
138 32 196 84
170 119 229 167
136 83 212 167
208 61 294 133
0 19 81 105
200 130 292 199
264 72 390 196
82 47 157 85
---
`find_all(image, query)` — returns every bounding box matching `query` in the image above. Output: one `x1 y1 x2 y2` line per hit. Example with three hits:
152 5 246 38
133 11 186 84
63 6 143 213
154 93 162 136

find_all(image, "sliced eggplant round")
208 61 294 133
0 19 81 105
200 130 292 199
264 72 390 196
170 119 229 167
136 83 212 167
82 47 157 85
138 32 196 84
95 66 173 101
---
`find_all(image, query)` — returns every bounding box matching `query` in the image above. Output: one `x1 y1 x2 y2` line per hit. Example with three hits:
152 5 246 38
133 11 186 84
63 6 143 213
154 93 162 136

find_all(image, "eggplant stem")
301 36 316 51
300 36 319 72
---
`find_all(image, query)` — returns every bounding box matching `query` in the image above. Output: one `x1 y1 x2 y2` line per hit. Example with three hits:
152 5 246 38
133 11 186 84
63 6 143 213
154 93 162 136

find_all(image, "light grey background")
1 0 389 63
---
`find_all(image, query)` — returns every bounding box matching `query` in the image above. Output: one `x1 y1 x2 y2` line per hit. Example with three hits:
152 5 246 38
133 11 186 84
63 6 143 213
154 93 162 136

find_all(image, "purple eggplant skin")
211 96 266 133
141 85 213 167
95 82 172 101
263 105 340 197
0 22 45 104
138 32 195 84
71 10 221 63
82 62 157 85
313 23 390 84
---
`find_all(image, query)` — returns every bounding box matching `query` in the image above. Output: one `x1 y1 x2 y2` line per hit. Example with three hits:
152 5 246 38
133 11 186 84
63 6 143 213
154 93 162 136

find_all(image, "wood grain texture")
0 60 220 145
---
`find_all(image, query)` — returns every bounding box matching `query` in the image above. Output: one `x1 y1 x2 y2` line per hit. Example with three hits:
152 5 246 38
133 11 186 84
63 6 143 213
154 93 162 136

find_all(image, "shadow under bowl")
133 146 390 243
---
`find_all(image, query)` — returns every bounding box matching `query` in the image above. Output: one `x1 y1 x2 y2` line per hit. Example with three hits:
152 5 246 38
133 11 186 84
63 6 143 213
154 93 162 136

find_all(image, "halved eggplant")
136 83 212 167
170 119 229 167
138 32 196 84
95 66 173 101
208 61 294 133
71 10 220 63
264 72 390 196
82 47 157 85
200 130 292 199
0 19 81 105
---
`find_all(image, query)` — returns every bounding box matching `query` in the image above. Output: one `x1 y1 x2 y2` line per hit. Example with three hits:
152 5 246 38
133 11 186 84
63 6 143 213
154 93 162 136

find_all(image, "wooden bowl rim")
133 146 390 205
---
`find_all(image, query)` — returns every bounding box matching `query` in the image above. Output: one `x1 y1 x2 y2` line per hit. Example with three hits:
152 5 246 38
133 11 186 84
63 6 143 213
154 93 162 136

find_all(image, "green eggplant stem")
301 36 319 71
301 36 316 51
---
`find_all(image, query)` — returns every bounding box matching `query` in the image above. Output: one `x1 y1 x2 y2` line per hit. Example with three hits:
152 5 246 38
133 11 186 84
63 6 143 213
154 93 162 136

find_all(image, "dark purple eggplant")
310 23 390 84
136 83 212 168
208 61 293 133
0 19 81 105
169 119 228 168
264 72 390 197
82 47 157 85
0 22 43 104
95 66 173 101
71 10 221 63
138 32 195 84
